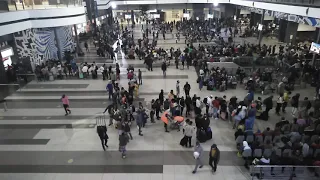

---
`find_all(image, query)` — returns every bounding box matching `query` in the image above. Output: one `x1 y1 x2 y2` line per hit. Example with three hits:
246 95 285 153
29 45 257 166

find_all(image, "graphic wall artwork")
241 6 320 28
14 28 58 65
14 26 75 65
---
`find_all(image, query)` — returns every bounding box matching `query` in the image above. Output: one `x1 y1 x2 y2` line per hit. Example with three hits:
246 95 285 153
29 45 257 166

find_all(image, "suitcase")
258 111 268 121
197 129 207 143
79 73 84 79
180 136 188 146
206 127 212 140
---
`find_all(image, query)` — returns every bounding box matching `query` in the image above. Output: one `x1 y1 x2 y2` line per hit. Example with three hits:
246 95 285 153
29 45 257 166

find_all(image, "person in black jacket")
161 62 167 77
263 95 273 119
159 89 164 106
178 97 185 116
291 93 300 117
97 125 108 151
184 82 191 96
209 144 220 172
185 95 192 117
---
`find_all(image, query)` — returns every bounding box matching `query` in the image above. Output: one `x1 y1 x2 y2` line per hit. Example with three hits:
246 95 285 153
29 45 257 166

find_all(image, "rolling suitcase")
197 128 207 143
179 136 188 146
206 127 212 140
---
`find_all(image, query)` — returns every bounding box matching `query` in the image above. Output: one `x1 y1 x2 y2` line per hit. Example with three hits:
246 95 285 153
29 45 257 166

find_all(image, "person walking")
136 108 144 136
61 94 71 116
209 144 220 173
97 125 108 151
106 81 113 100
122 120 133 140
119 132 129 159
192 141 204 174
176 80 180 97
161 62 167 78
84 41 89 52
138 69 142 85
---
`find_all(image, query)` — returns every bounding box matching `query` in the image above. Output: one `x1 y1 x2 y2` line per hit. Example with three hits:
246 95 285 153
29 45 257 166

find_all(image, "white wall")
297 23 316 32
0 7 86 36
240 9 250 15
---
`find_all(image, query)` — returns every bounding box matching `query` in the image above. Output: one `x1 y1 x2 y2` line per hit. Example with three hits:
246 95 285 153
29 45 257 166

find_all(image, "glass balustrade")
6 0 83 12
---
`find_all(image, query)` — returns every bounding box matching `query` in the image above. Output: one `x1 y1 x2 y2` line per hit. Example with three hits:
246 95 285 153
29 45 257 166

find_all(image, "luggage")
220 112 226 120
197 128 207 143
79 73 84 79
259 111 268 121
206 127 212 140
180 136 188 146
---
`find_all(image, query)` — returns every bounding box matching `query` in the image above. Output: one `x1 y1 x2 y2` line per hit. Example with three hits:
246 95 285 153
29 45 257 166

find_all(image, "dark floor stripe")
0 124 95 129
0 116 92 120
0 151 242 166
24 84 89 89
12 91 163 96
143 75 188 79
0 139 49 145
5 100 146 109
5 98 144 102
0 165 163 173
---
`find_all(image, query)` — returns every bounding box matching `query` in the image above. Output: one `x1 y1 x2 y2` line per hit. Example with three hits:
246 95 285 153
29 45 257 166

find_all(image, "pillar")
278 20 298 44
85 0 93 31
192 4 205 20
0 53 8 84
73 24 80 56
258 9 265 45
131 10 134 25
54 28 62 61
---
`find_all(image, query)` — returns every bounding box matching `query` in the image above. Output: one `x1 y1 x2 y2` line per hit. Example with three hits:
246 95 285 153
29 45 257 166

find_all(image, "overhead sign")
310 42 320 54
258 24 263 31
183 13 189 18
207 14 213 19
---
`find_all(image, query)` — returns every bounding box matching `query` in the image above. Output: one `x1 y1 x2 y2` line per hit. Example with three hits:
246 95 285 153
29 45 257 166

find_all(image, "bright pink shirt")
61 96 69 105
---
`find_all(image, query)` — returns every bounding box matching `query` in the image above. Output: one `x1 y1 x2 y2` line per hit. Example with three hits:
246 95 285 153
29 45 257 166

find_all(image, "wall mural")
14 26 74 65
55 26 76 59
242 6 320 28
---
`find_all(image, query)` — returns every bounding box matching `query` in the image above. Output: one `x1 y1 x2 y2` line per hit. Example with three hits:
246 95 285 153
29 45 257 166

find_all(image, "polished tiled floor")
0 25 318 180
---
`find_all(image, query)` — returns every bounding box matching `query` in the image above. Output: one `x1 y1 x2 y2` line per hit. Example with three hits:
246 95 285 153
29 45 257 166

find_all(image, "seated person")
275 117 289 130
235 128 244 140
263 140 273 149
262 127 273 137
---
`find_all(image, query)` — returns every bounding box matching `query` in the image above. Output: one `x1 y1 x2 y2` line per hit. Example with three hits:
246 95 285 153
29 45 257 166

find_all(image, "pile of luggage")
197 127 212 143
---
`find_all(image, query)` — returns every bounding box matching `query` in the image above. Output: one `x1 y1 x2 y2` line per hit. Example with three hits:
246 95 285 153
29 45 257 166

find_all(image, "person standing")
161 62 167 78
184 82 191 97
192 141 204 174
209 144 220 173
159 89 164 106
138 69 142 85
119 132 129 158
136 109 144 136
282 91 291 113
61 94 71 116
184 120 195 148
291 93 300 117
185 95 192 117
176 80 180 97
275 94 284 115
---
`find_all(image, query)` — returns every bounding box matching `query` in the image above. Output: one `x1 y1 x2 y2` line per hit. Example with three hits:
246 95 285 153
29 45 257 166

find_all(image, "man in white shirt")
82 65 88 78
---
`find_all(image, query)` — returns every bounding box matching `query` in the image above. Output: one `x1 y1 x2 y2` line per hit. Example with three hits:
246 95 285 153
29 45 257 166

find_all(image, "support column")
54 28 63 61
85 0 93 31
73 24 80 57
0 53 8 84
131 10 135 25
312 28 320 66
258 9 265 45
284 21 298 45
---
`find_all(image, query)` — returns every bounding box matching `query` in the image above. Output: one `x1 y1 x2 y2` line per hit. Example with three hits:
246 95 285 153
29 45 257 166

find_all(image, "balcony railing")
252 0 320 7
7 0 83 11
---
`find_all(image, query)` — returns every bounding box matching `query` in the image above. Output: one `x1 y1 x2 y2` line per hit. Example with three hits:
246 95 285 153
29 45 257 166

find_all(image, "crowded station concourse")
1 1 320 180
